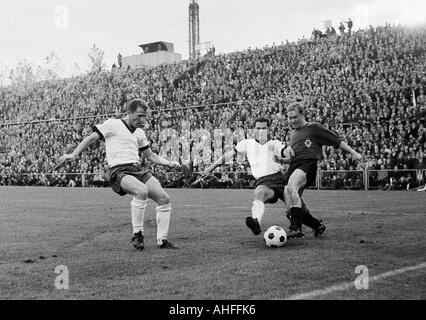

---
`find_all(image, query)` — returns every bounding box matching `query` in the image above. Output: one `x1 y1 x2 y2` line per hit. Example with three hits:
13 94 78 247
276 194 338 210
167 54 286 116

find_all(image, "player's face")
287 110 304 129
254 122 268 144
130 107 148 128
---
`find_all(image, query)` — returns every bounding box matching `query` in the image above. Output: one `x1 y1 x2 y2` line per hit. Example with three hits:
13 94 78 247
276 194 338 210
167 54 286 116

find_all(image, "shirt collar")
121 119 136 133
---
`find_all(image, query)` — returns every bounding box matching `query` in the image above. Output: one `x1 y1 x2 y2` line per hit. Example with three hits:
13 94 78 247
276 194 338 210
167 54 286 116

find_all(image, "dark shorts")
106 163 153 196
286 159 318 188
254 172 287 204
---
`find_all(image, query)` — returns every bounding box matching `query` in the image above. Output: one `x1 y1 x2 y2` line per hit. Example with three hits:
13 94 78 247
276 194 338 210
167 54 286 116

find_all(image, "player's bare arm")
276 146 295 164
141 147 181 169
338 141 362 160
202 149 236 176
58 132 100 163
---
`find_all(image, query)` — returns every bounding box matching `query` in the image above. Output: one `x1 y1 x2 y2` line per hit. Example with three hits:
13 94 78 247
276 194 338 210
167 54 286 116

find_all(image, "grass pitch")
0 187 425 300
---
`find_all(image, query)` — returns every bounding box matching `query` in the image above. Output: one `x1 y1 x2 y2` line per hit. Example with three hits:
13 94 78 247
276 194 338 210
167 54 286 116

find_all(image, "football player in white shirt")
59 99 180 251
202 117 292 235
203 117 325 238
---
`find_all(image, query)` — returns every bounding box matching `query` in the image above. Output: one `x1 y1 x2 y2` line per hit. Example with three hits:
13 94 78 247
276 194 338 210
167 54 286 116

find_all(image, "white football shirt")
93 119 150 167
235 139 285 179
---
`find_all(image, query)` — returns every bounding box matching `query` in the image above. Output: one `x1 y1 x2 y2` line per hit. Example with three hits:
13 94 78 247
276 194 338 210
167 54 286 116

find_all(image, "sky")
0 0 425 79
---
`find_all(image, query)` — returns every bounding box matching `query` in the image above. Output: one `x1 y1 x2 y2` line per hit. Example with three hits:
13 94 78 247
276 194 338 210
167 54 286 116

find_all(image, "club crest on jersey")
304 138 312 148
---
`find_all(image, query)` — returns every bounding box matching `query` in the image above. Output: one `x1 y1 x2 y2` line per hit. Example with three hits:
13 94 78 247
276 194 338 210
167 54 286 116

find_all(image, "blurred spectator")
344 18 353 36
338 22 345 36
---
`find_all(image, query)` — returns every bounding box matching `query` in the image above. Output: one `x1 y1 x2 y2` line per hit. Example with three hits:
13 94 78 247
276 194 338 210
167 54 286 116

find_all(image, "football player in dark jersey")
284 101 362 239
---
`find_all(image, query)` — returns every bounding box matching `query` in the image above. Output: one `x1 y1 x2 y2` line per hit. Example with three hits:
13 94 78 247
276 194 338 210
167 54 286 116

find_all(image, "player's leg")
285 189 315 224
246 185 275 235
299 162 326 237
284 169 307 238
297 188 326 237
285 193 311 224
120 175 149 250
145 176 178 249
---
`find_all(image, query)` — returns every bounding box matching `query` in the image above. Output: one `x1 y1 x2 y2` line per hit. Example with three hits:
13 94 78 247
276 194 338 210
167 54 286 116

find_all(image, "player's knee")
134 185 148 199
156 193 170 206
284 186 289 197
254 188 268 202
286 184 298 197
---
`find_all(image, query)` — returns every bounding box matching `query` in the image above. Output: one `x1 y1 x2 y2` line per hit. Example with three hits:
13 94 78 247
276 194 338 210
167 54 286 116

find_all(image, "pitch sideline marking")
285 262 426 300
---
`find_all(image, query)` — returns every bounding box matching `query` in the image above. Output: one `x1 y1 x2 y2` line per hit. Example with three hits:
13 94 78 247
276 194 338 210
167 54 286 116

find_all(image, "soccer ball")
263 226 287 248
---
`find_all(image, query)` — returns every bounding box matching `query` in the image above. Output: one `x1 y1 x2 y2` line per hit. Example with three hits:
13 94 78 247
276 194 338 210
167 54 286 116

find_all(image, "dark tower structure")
188 0 200 60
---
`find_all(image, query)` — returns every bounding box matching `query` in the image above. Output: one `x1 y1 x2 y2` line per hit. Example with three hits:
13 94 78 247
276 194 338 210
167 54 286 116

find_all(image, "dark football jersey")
289 123 341 162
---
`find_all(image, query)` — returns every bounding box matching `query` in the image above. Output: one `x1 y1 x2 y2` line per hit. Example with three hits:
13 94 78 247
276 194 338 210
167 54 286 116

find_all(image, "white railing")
318 169 426 190
367 169 425 191
1 169 425 190
317 169 365 190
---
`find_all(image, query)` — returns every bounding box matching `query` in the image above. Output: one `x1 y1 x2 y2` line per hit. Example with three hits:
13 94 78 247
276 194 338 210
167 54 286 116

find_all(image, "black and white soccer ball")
263 226 287 248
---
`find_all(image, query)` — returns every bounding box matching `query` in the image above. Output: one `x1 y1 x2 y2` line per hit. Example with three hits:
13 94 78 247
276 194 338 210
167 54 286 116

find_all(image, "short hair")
126 99 148 113
286 102 305 115
252 117 270 127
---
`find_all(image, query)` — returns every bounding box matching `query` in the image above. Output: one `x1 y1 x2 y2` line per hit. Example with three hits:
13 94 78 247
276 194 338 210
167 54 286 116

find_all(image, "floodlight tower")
188 0 200 60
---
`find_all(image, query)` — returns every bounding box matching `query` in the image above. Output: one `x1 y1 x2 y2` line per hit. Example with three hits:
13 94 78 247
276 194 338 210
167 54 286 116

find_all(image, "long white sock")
131 197 147 234
156 203 172 245
252 200 265 225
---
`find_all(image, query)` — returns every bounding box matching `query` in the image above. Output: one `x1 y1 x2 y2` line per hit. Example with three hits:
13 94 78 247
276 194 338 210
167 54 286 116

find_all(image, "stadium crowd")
1 24 426 189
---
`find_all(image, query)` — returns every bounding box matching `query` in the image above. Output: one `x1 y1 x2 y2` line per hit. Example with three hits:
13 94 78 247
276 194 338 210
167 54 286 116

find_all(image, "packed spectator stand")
1 24 425 190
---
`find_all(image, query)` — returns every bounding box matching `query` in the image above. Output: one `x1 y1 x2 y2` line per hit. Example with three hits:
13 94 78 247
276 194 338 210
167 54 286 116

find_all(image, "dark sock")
290 207 303 229
300 199 321 230
302 207 321 230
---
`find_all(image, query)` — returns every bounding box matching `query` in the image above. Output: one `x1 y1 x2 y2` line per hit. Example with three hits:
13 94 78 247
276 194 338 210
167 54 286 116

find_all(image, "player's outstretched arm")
276 146 295 164
338 141 362 160
202 150 236 177
59 132 100 163
142 148 181 169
